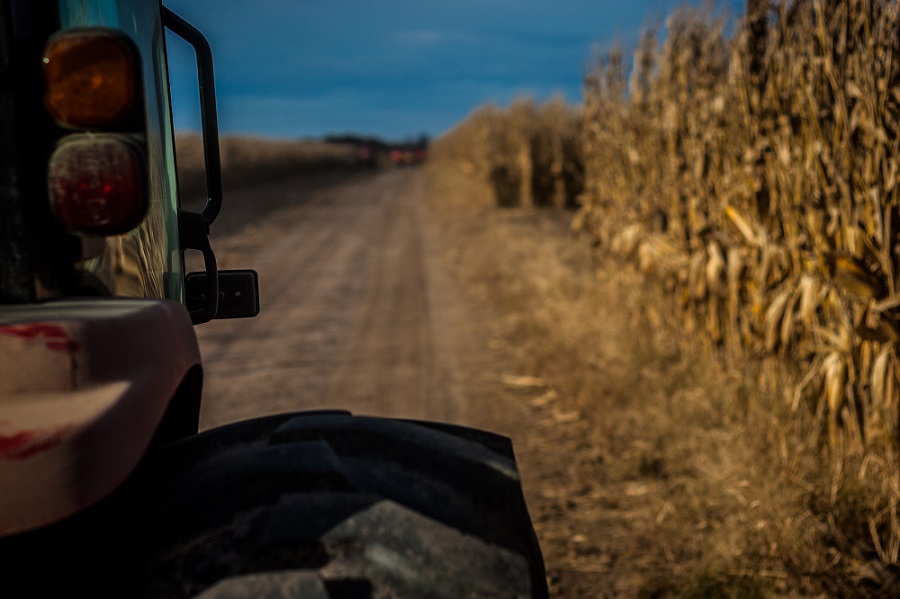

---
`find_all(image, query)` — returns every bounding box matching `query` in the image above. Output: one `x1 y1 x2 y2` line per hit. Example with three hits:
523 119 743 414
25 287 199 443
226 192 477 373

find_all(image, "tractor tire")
2 411 547 598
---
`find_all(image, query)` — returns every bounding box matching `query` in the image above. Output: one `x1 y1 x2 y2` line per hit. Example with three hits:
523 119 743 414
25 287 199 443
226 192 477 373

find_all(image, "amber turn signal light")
42 29 140 129
48 135 147 236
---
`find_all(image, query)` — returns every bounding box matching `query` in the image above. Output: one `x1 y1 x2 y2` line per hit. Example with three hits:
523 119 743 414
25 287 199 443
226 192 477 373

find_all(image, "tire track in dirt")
195 168 465 429
197 183 365 365
323 172 436 418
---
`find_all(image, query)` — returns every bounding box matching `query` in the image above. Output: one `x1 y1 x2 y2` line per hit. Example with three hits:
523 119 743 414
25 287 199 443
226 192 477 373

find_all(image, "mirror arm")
163 7 223 226
179 210 218 324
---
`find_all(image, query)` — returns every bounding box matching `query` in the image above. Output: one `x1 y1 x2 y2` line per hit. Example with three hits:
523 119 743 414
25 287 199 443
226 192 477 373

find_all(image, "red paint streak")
0 323 80 352
0 426 71 460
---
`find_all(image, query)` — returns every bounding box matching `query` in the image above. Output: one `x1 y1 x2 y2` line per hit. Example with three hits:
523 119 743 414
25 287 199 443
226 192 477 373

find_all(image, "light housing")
42 29 140 129
48 135 148 236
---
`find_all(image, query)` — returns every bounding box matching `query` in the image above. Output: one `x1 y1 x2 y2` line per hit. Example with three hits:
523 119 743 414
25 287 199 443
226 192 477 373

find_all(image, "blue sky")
162 0 746 142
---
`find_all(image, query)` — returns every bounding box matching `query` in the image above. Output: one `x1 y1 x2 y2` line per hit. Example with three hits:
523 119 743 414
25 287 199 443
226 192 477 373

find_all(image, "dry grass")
424 161 795 597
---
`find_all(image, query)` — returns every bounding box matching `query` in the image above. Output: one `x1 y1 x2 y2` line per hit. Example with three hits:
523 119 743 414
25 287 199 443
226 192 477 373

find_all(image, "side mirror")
185 270 259 320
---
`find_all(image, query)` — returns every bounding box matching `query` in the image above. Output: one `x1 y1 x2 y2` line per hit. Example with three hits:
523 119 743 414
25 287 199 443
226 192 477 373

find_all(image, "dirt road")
189 167 629 597
195 168 470 430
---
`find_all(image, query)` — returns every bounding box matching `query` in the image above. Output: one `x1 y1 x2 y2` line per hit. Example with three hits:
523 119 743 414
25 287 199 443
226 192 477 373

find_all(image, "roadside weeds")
423 164 854 598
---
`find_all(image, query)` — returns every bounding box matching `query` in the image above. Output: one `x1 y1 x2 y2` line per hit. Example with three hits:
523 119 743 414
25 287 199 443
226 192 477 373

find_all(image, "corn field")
432 0 900 580
175 133 360 199
435 97 584 210
578 0 900 463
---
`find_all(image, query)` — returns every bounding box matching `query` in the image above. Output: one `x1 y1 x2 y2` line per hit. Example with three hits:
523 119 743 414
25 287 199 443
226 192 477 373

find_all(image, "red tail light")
48 135 147 236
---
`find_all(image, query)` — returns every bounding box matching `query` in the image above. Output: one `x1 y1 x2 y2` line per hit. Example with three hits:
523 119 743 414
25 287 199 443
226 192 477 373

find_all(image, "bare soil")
193 169 470 427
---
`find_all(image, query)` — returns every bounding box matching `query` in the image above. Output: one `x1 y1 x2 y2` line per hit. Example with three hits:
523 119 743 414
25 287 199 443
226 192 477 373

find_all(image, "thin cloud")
392 29 446 46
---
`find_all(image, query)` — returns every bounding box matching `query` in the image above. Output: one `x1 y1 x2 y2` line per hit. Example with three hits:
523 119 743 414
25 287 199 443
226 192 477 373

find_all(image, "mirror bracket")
185 269 259 320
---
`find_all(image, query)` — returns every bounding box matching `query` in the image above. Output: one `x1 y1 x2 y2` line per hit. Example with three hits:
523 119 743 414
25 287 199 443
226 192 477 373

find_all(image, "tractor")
0 1 547 597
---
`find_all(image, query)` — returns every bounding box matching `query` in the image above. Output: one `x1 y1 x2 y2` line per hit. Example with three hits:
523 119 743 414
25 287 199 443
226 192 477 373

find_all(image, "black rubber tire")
2 411 548 598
